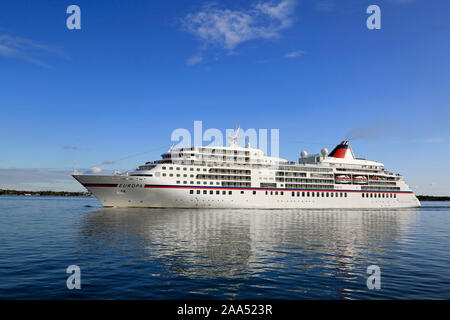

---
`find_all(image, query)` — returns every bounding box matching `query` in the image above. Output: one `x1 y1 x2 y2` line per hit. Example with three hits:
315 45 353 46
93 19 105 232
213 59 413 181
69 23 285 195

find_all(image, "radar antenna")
73 160 78 175
227 125 241 147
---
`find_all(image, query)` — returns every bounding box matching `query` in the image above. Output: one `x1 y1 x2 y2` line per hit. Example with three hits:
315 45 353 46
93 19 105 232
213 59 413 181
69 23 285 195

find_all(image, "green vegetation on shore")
417 195 450 202
0 189 90 197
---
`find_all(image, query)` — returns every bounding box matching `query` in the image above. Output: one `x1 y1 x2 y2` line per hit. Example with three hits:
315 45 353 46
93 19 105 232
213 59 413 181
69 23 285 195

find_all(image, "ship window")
216 191 220 195
189 190 194 194
203 190 207 194
292 192 295 197
183 168 187 171
326 192 329 197
394 194 396 198
270 191 273 195
203 169 207 172
265 191 268 195
176 174 180 177
312 192 315 197
169 167 173 170
176 167 180 170
275 191 278 195
345 193 347 197
197 168 200 171
210 190 214 195
190 174 194 177
183 174 187 177
162 173 166 176
390 194 393 198
302 192 305 197
362 193 364 198
331 192 333 197
197 190 200 194
183 181 187 184
382 194 385 198
203 182 207 185
197 181 200 184
162 167 166 170
216 182 220 185
297 192 300 197
307 192 310 197
176 181 180 184
190 181 194 184
222 191 226 195
281 191 284 195
241 191 244 194
340 193 343 197
370 193 373 198
228 191 232 195
321 192 324 197
190 168 194 171
169 174 173 177
253 191 256 195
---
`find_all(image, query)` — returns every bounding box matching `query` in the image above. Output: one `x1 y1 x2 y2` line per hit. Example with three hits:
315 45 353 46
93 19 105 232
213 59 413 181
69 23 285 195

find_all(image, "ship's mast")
228 125 240 147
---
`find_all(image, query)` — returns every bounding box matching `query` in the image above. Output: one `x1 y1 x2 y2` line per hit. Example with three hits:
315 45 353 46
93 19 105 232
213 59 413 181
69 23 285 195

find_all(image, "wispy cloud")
182 0 297 59
389 0 416 4
422 137 444 144
186 54 203 65
0 34 66 67
0 168 78 191
63 146 78 150
101 160 116 165
388 137 445 145
0 167 115 191
284 50 304 58
314 0 336 12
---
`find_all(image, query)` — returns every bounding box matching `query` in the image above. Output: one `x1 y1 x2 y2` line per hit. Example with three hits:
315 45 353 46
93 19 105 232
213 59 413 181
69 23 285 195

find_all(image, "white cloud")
284 50 304 58
183 0 297 51
89 167 103 174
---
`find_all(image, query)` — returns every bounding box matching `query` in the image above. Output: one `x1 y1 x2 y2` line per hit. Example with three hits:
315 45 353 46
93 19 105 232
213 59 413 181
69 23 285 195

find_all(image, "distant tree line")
0 189 90 197
417 195 450 202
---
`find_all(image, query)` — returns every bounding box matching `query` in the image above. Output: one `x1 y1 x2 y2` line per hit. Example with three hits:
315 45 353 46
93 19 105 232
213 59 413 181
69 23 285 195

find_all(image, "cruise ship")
73 132 420 209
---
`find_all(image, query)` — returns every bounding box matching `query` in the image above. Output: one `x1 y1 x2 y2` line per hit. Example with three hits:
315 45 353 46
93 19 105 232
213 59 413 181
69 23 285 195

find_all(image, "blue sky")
0 0 449 195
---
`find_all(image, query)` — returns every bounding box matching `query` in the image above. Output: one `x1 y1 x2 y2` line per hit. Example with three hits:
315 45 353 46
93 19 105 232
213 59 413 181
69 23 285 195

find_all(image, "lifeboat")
335 175 351 183
353 175 368 184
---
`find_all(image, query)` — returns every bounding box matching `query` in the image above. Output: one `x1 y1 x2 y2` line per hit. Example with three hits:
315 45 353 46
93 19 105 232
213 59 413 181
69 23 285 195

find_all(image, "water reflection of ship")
79 208 418 282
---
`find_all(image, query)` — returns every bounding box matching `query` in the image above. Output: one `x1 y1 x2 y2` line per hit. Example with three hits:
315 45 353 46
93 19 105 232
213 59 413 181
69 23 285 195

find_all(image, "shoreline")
0 189 90 197
0 189 448 201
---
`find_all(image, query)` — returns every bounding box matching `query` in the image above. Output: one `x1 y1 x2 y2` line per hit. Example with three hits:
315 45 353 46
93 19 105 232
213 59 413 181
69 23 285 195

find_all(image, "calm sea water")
0 196 449 299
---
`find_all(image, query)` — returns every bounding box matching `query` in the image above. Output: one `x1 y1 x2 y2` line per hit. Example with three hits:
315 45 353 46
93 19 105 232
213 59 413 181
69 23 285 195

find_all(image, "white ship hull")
73 175 421 209
73 139 421 209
